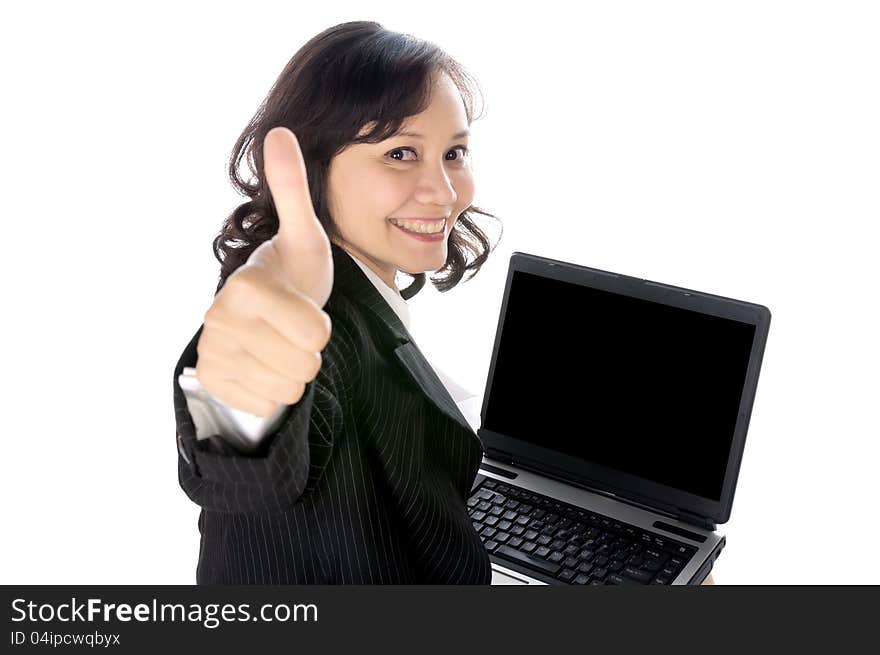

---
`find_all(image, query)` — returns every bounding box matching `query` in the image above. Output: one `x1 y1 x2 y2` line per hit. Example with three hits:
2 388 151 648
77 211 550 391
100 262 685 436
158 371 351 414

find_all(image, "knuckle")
313 311 332 350
285 382 306 405
203 304 221 326
310 351 323 379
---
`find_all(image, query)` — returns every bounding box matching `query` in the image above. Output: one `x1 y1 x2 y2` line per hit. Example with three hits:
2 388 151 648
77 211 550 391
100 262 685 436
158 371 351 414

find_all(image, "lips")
389 216 449 222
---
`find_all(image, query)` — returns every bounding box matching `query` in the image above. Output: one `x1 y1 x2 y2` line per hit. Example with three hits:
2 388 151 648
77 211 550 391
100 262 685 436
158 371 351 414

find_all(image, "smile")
388 217 446 234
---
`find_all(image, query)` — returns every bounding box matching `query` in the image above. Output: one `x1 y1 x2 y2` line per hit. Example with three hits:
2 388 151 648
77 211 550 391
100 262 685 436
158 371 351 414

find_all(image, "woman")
173 20 715 586
173 21 502 584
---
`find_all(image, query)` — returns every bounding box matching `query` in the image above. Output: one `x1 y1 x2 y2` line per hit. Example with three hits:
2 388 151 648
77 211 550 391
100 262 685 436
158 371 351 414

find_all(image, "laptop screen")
482 269 757 502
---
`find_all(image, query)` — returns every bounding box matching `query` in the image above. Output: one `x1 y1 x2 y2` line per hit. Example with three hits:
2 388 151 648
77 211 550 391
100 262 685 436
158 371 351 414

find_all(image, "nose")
415 161 458 207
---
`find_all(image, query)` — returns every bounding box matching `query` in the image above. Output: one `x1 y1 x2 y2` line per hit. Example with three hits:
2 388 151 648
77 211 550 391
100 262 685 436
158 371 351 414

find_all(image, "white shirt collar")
341 248 477 405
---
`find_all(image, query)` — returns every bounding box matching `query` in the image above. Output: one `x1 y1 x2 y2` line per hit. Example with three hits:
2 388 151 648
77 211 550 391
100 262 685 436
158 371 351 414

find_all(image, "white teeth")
390 219 445 234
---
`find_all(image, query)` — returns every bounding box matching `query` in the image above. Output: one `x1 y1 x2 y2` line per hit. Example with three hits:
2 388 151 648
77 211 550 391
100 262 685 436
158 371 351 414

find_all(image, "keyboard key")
498 520 513 531
502 510 518 521
484 540 499 552
621 566 653 583
485 516 499 527
510 525 526 536
537 535 552 546
524 529 539 541
592 567 608 580
558 568 576 583
489 506 504 517
471 511 486 521
494 545 562 576
563 556 579 569
522 541 537 553
573 573 591 585
641 559 663 573
495 532 510 544
481 527 497 539
482 479 497 489
535 546 551 558
608 559 624 572
548 551 565 563
508 537 524 548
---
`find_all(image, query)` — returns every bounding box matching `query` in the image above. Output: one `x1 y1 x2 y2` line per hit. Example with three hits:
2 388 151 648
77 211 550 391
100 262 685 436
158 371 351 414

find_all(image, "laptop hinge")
676 509 716 531
484 447 515 465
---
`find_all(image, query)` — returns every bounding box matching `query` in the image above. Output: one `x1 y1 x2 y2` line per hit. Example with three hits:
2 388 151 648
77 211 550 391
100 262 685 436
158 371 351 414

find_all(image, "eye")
385 145 471 163
386 147 417 162
446 145 470 162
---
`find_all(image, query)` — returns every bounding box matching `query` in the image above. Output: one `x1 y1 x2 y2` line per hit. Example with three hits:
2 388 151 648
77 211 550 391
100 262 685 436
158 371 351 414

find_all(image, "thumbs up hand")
195 128 334 417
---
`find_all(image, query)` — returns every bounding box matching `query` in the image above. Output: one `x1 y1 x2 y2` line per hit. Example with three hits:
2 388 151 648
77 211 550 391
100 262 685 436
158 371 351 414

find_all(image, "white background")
2 1 877 584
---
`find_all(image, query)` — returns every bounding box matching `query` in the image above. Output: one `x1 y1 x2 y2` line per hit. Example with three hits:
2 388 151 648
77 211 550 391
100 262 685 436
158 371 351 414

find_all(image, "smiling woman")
174 20 505 585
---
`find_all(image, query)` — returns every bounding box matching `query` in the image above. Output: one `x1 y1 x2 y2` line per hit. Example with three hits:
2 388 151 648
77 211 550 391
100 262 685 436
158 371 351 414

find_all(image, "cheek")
454 171 475 208
330 167 401 230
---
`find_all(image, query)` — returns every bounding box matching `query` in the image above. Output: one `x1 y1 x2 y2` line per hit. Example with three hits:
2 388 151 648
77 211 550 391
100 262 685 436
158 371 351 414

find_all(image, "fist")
195 127 334 417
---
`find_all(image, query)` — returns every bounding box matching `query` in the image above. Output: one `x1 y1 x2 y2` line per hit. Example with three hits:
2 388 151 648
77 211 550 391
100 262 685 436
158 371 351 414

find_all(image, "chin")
404 250 448 275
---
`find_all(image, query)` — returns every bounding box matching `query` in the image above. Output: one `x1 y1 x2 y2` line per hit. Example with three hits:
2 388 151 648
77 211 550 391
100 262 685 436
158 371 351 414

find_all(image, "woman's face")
326 72 475 289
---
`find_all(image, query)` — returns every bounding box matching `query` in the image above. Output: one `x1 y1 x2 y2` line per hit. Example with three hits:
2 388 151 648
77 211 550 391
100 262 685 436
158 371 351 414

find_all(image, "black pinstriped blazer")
173 243 492 584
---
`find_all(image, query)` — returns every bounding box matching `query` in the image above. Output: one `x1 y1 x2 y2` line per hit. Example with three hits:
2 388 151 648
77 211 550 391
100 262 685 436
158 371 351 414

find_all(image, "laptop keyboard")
469 478 699 585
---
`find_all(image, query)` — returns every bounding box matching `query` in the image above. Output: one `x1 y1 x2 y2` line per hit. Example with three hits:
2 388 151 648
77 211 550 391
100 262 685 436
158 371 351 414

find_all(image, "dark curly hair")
213 20 502 300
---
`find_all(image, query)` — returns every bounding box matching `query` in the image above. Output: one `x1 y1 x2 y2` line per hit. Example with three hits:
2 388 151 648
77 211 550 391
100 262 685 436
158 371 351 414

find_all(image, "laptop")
467 251 771 585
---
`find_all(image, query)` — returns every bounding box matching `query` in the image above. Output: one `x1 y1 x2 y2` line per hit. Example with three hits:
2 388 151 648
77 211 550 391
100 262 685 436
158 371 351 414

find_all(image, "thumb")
262 126 333 307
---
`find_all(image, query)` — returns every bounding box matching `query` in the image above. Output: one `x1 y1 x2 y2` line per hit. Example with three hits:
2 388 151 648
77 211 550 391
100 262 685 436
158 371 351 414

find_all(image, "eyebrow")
394 129 470 140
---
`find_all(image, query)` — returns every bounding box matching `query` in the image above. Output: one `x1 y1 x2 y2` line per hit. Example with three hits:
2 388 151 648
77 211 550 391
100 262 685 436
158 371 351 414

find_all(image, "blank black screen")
483 270 756 501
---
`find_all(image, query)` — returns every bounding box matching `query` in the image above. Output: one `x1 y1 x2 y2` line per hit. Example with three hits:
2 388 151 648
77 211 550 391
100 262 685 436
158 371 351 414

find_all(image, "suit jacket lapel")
330 243 479 441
